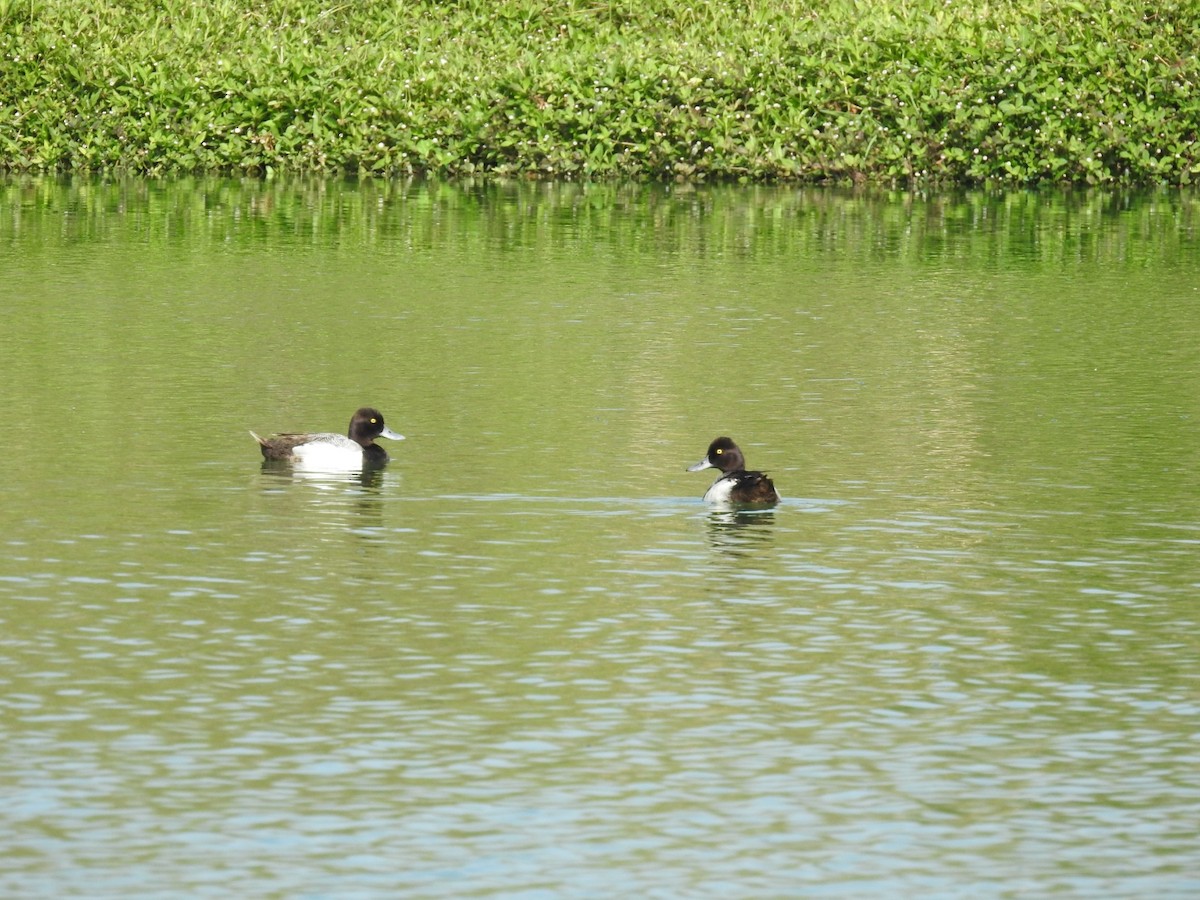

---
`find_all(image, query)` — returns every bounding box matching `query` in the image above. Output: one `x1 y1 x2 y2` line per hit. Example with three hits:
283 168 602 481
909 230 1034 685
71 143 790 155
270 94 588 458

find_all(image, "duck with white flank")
251 407 404 470
687 436 780 506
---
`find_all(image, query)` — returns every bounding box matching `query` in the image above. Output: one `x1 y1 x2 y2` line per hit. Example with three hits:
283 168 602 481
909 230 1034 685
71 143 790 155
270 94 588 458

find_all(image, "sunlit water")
2 179 1199 897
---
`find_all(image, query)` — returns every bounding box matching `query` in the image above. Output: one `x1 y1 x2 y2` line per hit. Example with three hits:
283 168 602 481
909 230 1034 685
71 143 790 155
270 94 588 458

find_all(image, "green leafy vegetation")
1 0 1198 183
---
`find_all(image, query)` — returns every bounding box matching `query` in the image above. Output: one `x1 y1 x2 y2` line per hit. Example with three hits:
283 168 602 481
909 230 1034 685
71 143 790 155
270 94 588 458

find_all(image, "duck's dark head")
687 436 746 475
348 407 405 447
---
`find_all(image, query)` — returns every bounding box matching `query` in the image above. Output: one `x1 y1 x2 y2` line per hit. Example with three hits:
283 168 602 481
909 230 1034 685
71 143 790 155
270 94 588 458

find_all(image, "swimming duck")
251 407 404 469
687 436 780 506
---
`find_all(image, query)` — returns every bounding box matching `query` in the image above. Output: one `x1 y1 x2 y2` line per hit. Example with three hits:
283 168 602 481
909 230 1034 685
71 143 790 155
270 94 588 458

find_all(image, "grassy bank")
1 0 1198 183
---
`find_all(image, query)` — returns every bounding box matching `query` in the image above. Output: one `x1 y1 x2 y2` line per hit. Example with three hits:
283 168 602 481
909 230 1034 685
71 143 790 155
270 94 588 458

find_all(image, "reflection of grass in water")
5 179 1189 272
2 1 1197 183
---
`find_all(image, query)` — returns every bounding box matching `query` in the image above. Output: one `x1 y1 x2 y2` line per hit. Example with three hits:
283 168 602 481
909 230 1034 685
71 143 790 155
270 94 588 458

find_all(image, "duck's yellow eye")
370 418 378 424
715 448 723 455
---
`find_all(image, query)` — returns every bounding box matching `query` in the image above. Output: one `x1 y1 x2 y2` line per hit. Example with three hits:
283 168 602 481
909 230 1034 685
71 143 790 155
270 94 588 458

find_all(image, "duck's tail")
249 430 267 447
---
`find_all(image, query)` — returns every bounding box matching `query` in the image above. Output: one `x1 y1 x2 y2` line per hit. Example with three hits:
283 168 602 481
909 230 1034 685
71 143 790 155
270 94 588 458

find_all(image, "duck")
687 436 781 506
251 407 405 469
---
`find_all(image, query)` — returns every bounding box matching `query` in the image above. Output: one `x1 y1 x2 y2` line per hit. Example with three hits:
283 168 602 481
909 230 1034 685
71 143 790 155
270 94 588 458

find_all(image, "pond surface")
2 178 1199 897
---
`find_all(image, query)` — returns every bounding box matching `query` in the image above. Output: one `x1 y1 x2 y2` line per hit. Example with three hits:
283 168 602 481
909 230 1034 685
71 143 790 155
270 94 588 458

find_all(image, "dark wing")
735 471 781 505
252 431 317 461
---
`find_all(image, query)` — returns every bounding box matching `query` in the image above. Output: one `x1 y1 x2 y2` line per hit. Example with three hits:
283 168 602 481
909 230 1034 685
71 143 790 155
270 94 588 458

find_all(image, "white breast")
291 435 365 471
702 477 738 503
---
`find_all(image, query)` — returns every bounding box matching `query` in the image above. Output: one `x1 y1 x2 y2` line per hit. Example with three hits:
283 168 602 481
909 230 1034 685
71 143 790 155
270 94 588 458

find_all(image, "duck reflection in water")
259 458 386 491
256 459 388 535
704 508 777 556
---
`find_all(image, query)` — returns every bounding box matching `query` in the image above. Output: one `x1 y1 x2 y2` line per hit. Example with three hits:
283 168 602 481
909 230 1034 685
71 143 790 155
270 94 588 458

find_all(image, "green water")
2 178 1199 897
